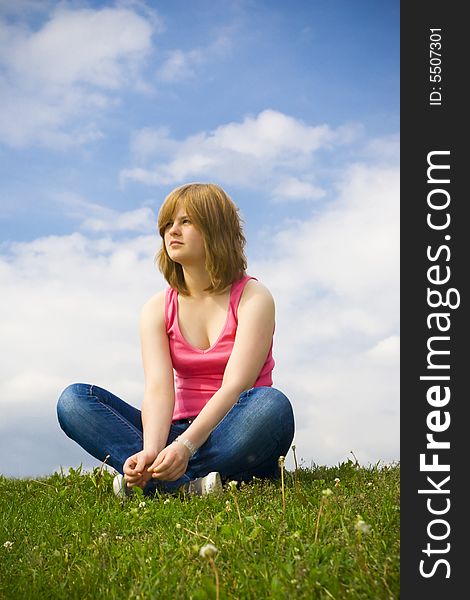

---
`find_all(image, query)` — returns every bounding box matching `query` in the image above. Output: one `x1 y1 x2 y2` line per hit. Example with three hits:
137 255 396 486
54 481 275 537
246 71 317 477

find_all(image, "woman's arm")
139 290 175 453
171 280 275 453
123 291 175 486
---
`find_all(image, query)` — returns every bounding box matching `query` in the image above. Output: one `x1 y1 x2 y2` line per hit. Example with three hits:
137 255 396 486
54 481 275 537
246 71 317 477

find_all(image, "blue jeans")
57 383 295 495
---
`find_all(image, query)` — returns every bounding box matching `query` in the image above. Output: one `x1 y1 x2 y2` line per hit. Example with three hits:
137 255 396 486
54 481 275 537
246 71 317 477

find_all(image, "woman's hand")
147 441 190 482
123 449 158 489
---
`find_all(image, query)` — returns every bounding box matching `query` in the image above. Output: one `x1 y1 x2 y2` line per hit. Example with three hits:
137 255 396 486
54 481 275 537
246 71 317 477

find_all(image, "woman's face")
164 206 206 265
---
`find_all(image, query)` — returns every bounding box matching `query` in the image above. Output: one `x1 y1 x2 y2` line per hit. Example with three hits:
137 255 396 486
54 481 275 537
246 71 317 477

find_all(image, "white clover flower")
355 516 371 535
228 480 238 491
3 541 13 550
322 488 333 497
199 543 218 559
139 501 146 509
164 498 170 504
175 523 181 529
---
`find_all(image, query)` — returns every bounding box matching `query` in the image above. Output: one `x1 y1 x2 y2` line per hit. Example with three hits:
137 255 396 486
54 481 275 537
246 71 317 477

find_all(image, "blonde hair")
156 183 247 295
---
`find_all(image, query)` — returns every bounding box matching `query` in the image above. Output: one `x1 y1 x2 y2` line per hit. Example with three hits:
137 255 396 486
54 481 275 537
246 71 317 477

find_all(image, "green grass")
0 460 399 599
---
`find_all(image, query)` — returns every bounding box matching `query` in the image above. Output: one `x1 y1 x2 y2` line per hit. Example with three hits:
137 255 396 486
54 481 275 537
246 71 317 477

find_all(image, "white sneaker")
113 474 132 498
187 471 222 496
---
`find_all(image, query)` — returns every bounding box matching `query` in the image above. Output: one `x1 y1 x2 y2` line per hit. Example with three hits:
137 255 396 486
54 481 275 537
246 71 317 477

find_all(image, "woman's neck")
182 265 212 298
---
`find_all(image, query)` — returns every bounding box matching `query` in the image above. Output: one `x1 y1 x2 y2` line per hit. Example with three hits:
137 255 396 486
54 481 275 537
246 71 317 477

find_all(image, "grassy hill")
0 460 399 599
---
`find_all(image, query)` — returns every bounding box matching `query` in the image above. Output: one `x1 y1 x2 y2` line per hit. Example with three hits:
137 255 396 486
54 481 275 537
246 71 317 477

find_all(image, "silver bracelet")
175 435 197 457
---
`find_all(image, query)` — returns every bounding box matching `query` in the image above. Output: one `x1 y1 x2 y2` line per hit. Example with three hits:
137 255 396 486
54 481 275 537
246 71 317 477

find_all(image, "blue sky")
0 0 399 476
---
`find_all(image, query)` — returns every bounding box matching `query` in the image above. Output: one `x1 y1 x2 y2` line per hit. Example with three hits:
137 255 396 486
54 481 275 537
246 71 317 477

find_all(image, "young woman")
57 183 295 496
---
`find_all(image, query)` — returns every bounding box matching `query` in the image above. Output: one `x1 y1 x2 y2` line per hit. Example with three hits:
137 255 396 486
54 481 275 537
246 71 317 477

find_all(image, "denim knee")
250 387 295 444
57 383 90 432
246 387 294 438
258 387 294 420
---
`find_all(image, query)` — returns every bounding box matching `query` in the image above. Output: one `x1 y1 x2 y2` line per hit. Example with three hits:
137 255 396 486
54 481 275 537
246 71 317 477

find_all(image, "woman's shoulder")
140 289 167 325
243 276 273 295
240 277 274 307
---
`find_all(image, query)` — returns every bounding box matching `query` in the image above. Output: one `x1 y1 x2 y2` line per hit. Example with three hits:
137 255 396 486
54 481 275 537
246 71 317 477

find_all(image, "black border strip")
401 3 466 597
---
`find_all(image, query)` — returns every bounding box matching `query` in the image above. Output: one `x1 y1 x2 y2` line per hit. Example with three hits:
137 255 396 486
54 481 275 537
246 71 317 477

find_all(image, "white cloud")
0 0 53 16
121 109 358 193
4 8 152 87
267 164 399 301
156 30 233 82
129 126 178 161
157 48 204 82
83 207 156 234
0 156 399 476
272 176 325 202
362 133 400 164
0 230 160 403
365 335 400 364
0 229 164 477
0 5 156 147
252 162 400 467
51 191 157 233
213 110 334 158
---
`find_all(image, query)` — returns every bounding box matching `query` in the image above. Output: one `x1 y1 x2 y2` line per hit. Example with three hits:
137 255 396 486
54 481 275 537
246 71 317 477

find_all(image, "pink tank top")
165 275 275 420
